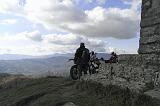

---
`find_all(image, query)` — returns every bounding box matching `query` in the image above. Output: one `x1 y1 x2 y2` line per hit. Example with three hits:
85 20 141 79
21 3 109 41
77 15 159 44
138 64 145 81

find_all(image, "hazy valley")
0 53 110 77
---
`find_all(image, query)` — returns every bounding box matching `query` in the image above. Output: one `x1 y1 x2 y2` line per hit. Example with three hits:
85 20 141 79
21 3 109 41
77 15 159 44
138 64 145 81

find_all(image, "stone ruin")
139 0 160 71
77 0 160 105
139 0 160 87
115 0 160 88
81 0 160 97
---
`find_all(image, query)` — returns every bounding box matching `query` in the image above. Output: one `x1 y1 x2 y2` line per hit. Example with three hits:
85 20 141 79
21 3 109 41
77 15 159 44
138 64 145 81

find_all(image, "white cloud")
42 33 137 54
70 6 140 39
0 31 109 55
25 30 42 41
24 0 86 28
0 0 141 39
0 0 140 55
84 0 107 5
43 33 108 52
108 47 128 54
0 31 45 55
0 31 42 42
97 0 107 5
0 19 17 25
43 33 82 45
122 0 142 11
25 0 140 39
0 0 24 14
0 31 137 55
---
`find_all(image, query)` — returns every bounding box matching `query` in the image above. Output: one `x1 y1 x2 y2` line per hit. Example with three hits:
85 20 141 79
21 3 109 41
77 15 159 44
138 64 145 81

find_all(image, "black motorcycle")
69 59 100 80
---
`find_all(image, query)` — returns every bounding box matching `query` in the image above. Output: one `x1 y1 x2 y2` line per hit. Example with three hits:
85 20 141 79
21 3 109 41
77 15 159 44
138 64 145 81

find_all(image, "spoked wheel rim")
70 65 79 80
72 67 78 78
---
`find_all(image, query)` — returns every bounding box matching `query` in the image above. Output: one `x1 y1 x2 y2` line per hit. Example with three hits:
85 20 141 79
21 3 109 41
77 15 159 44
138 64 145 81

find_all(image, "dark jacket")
74 47 90 64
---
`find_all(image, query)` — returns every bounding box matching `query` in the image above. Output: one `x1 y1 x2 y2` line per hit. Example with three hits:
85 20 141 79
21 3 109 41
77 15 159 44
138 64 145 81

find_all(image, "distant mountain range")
0 54 37 60
0 53 111 76
0 53 73 60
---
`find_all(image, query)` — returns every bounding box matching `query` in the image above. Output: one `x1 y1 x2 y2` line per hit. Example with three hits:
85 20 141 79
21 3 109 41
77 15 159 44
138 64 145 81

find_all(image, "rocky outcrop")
78 62 160 106
117 0 160 87
81 62 155 92
118 54 160 71
77 79 160 106
79 1 160 104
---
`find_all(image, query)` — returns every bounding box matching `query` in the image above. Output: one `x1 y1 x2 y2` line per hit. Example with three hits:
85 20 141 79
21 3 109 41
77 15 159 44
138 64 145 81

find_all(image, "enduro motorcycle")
69 59 99 80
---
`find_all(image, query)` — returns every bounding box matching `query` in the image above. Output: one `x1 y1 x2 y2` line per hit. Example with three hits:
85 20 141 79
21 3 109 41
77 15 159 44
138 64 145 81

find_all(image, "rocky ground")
0 76 115 106
0 73 160 106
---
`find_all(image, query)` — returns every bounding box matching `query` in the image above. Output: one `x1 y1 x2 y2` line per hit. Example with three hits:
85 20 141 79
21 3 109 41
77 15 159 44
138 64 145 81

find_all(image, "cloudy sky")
0 0 141 56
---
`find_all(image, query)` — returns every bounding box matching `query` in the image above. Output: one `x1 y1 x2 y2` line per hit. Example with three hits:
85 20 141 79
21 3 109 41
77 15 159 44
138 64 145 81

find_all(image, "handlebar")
68 59 74 62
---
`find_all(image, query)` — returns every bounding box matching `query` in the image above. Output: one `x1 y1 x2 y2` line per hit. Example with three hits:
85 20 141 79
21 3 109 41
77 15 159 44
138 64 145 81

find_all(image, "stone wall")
82 0 160 89
118 54 160 71
139 0 160 55
118 0 160 83
77 78 160 106
82 0 160 87
80 0 160 103
139 0 160 84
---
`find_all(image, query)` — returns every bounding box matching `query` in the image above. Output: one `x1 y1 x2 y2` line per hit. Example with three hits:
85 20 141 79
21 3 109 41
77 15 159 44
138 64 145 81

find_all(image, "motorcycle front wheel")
70 65 79 80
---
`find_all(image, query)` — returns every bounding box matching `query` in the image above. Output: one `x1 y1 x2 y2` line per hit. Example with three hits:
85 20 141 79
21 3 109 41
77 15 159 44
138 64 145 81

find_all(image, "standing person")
110 52 118 63
74 43 90 76
111 52 118 63
105 52 118 63
114 52 118 63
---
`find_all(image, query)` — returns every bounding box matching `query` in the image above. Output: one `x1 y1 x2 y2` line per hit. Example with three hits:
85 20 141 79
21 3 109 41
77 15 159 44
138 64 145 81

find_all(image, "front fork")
77 65 82 79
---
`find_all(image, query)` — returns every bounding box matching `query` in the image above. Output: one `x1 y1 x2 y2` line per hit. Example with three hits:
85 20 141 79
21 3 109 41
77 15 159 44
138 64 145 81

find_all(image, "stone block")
143 69 155 83
118 54 142 66
141 16 160 28
141 0 160 27
142 7 160 18
142 0 160 18
141 54 160 66
142 0 152 13
140 34 160 45
140 25 158 37
139 43 160 54
130 67 144 82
